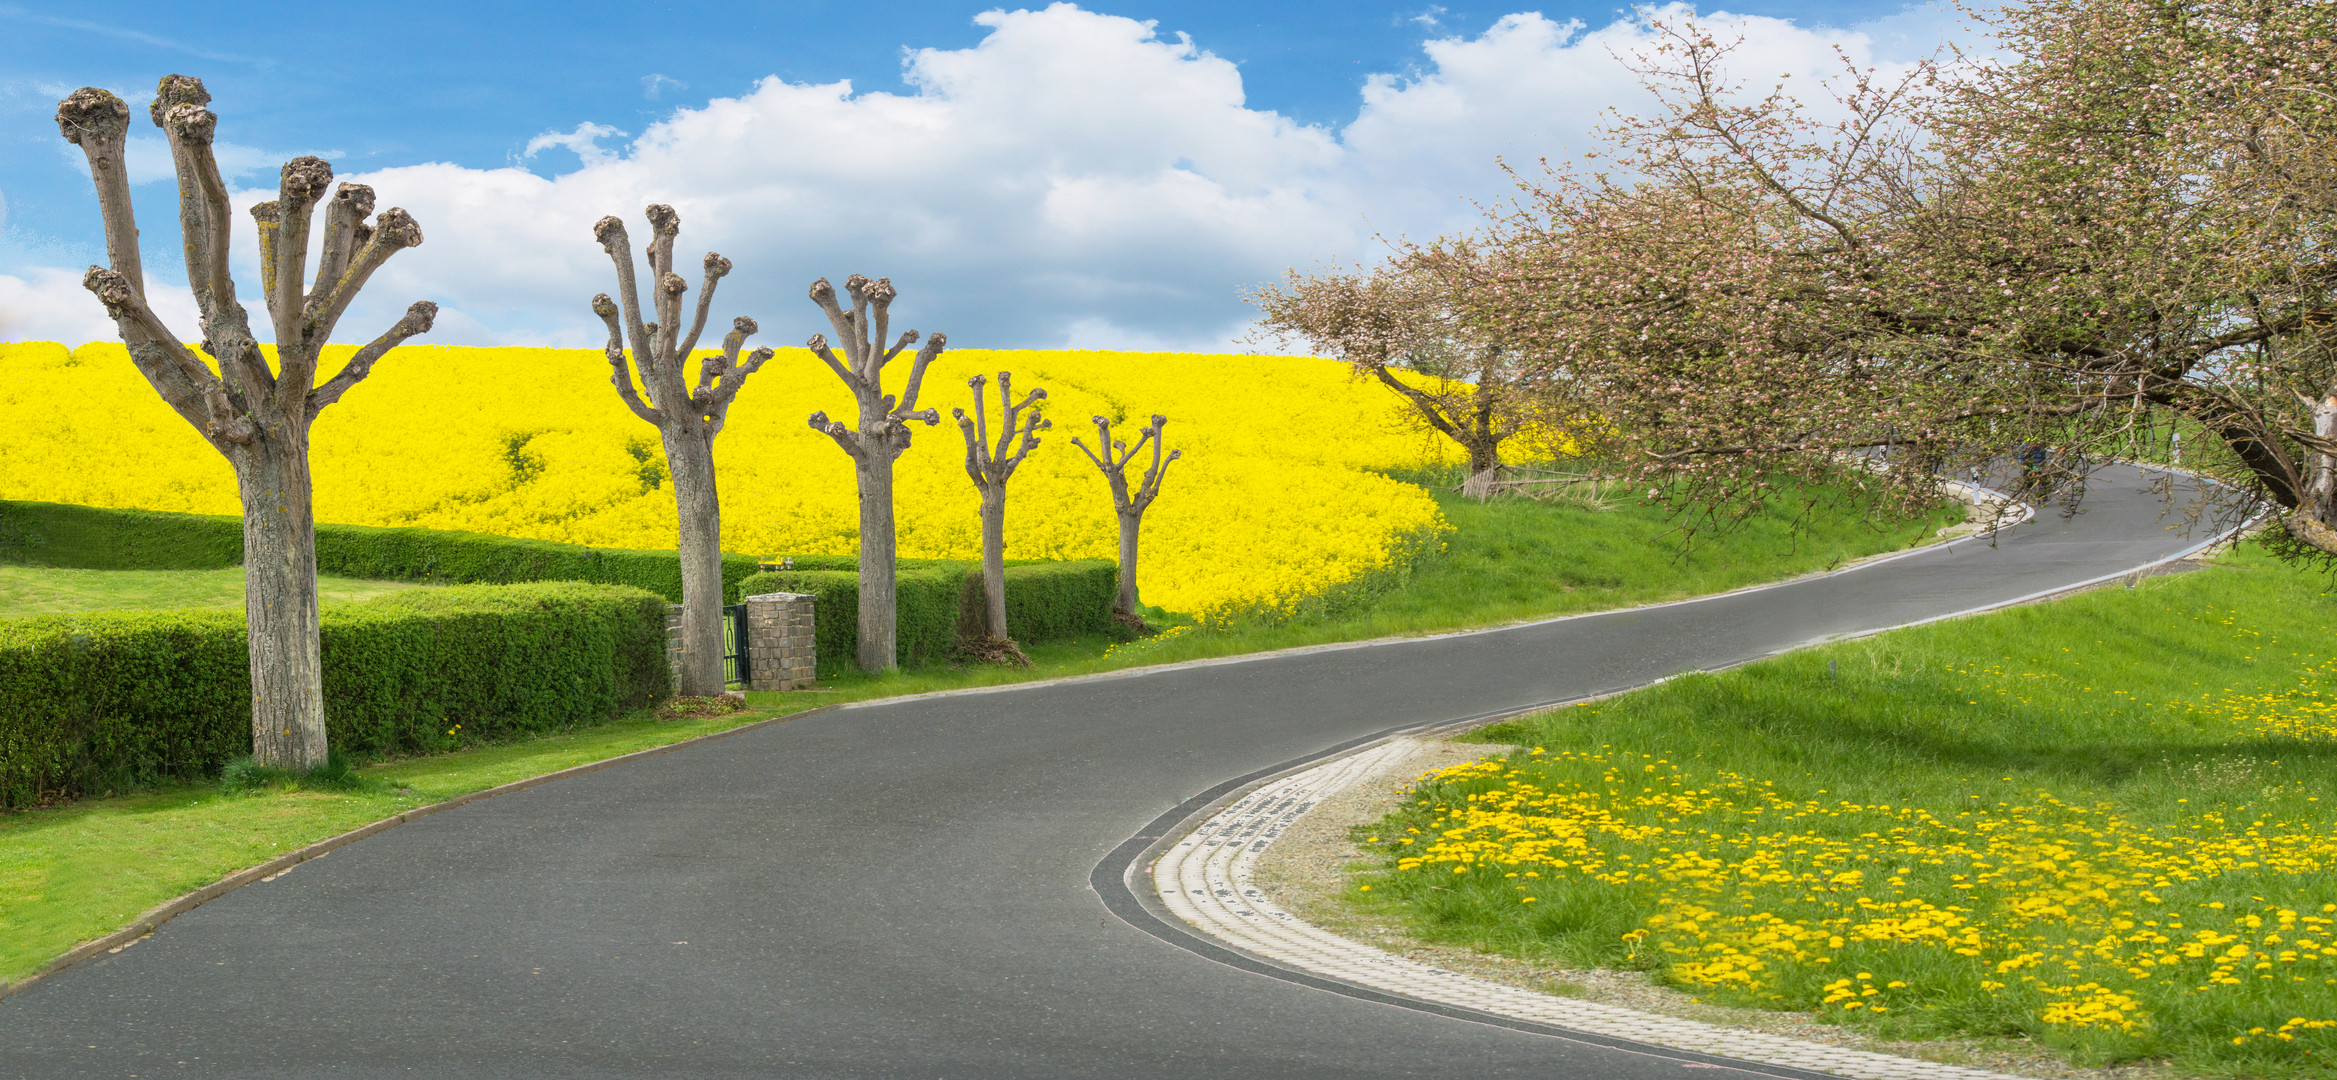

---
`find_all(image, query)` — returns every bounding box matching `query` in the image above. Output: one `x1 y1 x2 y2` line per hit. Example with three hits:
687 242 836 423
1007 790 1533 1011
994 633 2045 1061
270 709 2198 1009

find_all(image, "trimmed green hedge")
0 582 669 808
737 560 1116 674
0 499 761 603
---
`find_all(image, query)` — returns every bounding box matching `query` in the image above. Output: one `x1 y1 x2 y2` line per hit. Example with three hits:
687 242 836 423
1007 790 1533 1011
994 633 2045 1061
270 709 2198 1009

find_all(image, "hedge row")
0 499 762 603
737 560 1117 674
0 582 668 808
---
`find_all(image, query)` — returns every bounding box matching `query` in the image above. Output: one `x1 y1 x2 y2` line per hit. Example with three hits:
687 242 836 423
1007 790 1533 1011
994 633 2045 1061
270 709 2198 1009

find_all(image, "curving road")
3 466 2239 1080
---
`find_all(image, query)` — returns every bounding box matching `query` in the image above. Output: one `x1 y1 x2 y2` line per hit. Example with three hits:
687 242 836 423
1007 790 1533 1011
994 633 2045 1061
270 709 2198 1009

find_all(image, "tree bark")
665 424 727 696
237 438 328 770
980 485 1009 638
1114 508 1142 618
1466 439 1500 476
855 443 899 671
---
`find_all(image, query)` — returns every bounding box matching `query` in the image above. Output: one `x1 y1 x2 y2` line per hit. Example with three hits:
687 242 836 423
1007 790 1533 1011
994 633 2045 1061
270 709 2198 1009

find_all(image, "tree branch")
55 87 144 296
674 252 732 363
309 302 438 412
808 410 863 458
595 293 660 425
1069 415 1114 472
148 76 221 309
2287 513 2337 557
82 265 251 445
303 207 423 352
594 216 656 385
808 278 863 373
706 337 772 438
699 316 767 414
1133 414 1178 511
267 156 334 361
864 276 896 373
893 332 945 419
1369 363 1469 444
954 382 990 489
806 332 860 390
311 182 374 302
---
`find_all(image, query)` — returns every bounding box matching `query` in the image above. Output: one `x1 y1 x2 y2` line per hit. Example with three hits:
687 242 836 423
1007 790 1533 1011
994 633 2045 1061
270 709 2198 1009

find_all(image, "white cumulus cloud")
11 2 1981 353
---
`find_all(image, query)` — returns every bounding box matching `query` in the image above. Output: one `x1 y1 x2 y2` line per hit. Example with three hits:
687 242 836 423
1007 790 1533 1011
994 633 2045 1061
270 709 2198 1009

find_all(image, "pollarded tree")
1071 414 1180 629
589 205 773 697
55 76 436 770
952 371 1049 652
804 275 947 673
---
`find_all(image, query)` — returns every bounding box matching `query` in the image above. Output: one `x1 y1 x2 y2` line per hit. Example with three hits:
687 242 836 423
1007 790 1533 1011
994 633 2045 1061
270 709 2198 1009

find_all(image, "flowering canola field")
1366 590 2337 1072
0 341 1454 623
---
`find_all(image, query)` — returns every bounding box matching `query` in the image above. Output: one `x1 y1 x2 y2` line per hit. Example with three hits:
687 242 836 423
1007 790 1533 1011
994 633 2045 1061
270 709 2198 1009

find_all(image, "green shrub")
736 559 1115 675
0 500 242 570
999 560 1118 641
0 499 761 603
0 582 669 808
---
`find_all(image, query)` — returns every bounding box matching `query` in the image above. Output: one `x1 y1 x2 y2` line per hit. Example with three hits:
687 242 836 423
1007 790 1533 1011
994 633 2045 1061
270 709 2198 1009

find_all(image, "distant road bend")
3 465 2239 1080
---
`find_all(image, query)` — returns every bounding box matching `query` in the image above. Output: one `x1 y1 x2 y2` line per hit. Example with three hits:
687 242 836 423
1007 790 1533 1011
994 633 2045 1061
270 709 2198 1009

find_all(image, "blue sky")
1 1 1973 350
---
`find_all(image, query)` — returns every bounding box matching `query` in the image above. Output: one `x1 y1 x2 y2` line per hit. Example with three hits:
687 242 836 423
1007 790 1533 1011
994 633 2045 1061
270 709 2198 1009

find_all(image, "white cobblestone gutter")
1151 736 2024 1080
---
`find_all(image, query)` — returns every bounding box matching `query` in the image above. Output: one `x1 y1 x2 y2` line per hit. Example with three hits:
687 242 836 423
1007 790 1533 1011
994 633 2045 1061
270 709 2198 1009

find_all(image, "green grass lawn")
0 565 423 617
0 478 1958 989
1350 545 2337 1076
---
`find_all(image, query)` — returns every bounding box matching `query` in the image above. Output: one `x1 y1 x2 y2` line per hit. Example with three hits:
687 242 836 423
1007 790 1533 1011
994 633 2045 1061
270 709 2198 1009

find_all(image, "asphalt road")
3 466 2237 1079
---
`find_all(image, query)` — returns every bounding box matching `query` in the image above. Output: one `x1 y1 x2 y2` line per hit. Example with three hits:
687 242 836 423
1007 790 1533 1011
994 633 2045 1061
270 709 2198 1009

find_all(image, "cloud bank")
0 2 1968 352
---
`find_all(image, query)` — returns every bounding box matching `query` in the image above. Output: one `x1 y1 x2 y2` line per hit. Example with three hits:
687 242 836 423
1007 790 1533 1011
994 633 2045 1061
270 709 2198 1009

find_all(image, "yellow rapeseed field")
0 340 1456 623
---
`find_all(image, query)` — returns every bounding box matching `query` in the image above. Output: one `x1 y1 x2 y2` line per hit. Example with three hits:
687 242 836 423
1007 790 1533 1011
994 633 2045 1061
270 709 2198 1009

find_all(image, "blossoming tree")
1458 0 2337 550
590 205 772 697
1071 413 1179 630
54 76 436 770
952 372 1049 657
1249 246 1540 477
804 275 947 673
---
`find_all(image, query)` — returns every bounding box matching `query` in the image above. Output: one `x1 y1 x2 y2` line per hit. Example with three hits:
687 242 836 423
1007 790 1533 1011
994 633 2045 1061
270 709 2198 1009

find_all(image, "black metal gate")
722 603 748 688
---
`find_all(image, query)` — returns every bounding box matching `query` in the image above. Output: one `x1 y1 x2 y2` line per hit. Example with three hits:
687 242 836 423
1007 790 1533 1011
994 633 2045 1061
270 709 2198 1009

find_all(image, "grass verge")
0 565 422 617
806 481 1965 696
1347 544 2337 1076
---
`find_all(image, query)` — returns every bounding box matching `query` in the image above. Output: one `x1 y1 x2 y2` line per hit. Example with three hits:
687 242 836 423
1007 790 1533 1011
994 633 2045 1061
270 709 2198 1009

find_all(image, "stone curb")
0 702 840 1004
1153 737 2028 1080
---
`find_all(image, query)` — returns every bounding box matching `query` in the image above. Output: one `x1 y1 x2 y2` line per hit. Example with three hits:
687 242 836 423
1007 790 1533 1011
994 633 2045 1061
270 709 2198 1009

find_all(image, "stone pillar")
664 603 685 685
743 592 817 691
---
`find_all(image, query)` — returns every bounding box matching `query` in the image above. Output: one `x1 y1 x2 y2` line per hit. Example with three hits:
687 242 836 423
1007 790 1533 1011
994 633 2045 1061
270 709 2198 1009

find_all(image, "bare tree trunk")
589 208 772 699
665 425 726 697
854 445 899 671
1114 508 1142 618
1466 439 1500 476
238 439 327 769
980 486 1009 638
2309 394 2337 522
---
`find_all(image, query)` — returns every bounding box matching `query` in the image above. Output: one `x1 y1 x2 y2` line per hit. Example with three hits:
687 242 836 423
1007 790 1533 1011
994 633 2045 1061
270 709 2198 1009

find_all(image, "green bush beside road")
0 582 669 808
0 498 763 603
737 559 1117 673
